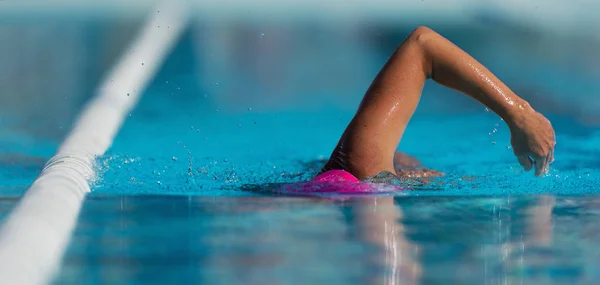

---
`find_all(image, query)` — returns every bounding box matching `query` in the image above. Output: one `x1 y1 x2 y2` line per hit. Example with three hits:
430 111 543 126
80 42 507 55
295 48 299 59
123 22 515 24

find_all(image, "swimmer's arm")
325 26 555 178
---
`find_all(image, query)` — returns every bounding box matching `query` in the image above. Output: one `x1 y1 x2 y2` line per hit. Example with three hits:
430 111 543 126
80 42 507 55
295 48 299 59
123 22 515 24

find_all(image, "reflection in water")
342 195 555 285
525 195 555 246
342 197 421 285
51 194 576 285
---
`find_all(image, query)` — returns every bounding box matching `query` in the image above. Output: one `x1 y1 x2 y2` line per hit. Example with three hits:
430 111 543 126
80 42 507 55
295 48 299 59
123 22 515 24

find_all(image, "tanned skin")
323 26 556 179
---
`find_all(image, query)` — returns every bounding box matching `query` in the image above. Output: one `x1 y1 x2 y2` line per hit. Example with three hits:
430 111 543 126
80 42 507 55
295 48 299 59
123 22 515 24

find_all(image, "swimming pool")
2 4 600 284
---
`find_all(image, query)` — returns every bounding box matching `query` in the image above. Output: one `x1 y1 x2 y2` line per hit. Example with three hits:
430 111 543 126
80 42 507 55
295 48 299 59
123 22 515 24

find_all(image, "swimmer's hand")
509 108 556 176
393 151 421 170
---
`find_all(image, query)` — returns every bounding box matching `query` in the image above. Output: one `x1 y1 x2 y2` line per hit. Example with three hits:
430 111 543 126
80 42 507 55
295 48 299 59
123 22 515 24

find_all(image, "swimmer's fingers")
534 156 548 177
539 148 555 176
517 154 533 172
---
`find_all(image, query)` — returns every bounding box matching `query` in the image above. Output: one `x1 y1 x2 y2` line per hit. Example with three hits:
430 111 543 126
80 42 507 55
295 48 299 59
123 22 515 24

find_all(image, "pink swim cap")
311 170 359 183
278 170 399 196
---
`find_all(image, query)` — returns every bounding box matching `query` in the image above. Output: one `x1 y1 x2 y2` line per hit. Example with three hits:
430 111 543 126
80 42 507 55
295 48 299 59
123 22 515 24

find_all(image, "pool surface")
54 195 600 285
1 14 600 285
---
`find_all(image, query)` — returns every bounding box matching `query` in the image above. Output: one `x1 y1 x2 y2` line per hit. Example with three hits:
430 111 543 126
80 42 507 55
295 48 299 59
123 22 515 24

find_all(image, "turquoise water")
1 24 600 284
56 195 600 284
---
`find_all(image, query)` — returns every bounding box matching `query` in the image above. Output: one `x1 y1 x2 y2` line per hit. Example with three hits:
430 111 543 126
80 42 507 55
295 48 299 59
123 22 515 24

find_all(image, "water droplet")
141 63 144 65
157 181 162 185
492 141 496 145
127 93 130 96
157 10 160 13
190 126 194 129
157 25 160 28
485 108 490 112
260 33 265 38
204 137 207 140
215 109 219 113
166 80 169 84
196 128 200 132
238 124 242 127
130 177 136 182
248 107 252 111
172 156 178 161
506 146 512 149
254 121 257 124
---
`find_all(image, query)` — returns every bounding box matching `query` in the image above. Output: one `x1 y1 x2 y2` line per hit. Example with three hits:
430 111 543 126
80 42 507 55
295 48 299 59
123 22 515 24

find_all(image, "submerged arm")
325 26 555 178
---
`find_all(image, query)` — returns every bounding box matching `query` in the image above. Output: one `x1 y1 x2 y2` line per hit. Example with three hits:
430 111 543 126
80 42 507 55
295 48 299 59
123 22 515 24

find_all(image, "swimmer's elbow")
405 26 439 78
407 26 438 46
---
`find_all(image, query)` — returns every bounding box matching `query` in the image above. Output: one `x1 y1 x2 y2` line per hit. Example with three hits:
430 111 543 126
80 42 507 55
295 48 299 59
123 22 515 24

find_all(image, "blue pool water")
2 21 600 284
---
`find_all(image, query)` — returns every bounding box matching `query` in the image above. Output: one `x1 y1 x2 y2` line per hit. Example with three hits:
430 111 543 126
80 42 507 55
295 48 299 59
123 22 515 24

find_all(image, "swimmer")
317 26 556 182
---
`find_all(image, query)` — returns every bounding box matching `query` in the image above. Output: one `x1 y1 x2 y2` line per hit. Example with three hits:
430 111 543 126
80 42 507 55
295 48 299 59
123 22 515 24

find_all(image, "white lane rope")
0 1 188 284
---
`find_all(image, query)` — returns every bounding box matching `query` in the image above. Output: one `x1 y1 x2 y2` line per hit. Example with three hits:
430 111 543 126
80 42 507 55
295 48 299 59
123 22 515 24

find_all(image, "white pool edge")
0 1 188 284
